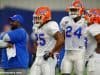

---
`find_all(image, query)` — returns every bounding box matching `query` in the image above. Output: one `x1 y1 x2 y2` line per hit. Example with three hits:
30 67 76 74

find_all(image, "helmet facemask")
33 15 43 28
69 7 79 18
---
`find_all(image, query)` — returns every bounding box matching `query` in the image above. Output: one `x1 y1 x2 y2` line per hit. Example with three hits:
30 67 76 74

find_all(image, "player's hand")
49 52 54 58
43 52 54 61
43 52 50 60
95 48 100 54
7 43 13 48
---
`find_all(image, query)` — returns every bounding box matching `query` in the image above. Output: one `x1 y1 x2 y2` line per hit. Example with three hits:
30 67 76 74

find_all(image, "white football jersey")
32 21 60 56
85 24 100 57
60 16 87 50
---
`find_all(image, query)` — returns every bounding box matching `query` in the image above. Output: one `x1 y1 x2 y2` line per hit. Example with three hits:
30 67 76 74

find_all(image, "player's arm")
0 34 13 48
44 31 64 60
47 21 64 58
0 40 10 48
62 30 65 40
33 41 37 53
95 34 100 53
31 32 37 53
50 31 64 56
60 16 69 40
89 25 100 53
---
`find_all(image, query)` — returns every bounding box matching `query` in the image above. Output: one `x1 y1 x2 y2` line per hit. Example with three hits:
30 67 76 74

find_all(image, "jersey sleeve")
0 40 8 48
88 24 100 36
47 21 60 36
3 33 11 42
31 32 37 41
60 16 69 31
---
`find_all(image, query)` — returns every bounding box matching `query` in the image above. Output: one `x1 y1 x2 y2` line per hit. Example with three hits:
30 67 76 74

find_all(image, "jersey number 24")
66 26 82 39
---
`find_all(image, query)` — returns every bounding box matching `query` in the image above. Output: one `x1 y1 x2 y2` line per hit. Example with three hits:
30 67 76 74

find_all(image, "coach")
0 14 29 75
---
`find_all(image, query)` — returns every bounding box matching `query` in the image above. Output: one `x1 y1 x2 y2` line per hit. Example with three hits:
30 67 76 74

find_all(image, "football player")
84 8 100 75
30 6 64 75
60 0 87 75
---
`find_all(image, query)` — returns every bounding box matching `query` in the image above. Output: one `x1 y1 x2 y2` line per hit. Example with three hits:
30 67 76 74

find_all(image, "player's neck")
73 16 81 23
39 20 51 29
11 25 21 30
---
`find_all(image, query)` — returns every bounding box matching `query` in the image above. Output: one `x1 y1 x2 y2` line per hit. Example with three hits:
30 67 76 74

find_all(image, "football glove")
43 52 54 61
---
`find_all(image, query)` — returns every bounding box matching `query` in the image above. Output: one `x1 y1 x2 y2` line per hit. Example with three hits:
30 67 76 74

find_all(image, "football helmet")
66 0 84 18
33 6 51 27
85 9 100 24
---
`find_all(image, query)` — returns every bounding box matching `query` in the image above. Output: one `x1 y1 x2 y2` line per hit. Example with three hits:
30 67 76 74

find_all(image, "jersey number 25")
35 33 46 46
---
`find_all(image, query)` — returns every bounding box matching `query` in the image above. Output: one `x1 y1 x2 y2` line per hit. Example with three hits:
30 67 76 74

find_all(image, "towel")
6 44 16 60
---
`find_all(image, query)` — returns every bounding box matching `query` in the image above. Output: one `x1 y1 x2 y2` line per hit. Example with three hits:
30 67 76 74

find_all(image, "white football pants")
29 56 57 75
61 50 85 75
87 52 100 75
